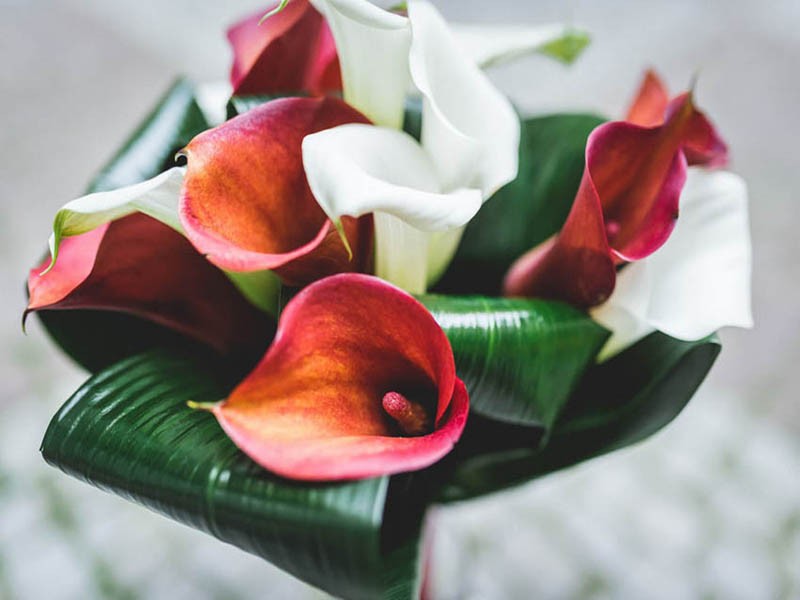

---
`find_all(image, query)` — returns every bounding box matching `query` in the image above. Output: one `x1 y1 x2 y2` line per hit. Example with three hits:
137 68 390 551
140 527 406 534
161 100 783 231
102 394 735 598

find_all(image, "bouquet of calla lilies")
26 0 752 598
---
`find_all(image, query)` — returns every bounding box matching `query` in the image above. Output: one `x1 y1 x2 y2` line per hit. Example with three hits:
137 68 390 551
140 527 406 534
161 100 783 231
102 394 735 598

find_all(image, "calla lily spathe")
304 0 586 293
27 214 273 357
210 273 469 480
502 70 751 359
503 73 729 307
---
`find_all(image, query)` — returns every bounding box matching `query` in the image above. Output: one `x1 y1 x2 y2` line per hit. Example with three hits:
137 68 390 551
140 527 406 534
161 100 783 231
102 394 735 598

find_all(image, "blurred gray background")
1 0 798 598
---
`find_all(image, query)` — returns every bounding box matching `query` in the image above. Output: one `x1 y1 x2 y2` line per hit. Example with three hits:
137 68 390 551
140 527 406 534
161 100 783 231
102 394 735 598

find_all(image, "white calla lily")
304 0 582 293
302 123 482 291
592 168 753 360
46 167 185 270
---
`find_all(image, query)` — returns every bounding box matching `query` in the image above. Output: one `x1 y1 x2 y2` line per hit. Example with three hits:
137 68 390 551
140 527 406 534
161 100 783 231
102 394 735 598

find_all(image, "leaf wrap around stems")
41 350 423 600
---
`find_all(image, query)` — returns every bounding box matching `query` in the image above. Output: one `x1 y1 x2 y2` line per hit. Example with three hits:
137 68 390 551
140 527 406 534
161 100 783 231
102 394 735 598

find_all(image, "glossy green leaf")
36 79 217 373
419 295 609 428
436 113 606 295
41 350 423 600
437 332 721 502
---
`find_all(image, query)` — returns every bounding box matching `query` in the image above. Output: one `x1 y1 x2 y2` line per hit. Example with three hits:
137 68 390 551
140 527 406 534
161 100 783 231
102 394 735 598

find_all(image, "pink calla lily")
228 0 342 96
27 214 273 356
209 273 469 481
179 96 373 286
503 70 729 307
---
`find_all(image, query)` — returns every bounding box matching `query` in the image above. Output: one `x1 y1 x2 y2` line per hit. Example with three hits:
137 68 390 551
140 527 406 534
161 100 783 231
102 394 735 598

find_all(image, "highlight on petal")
408 0 520 197
27 214 273 356
227 0 342 96
592 169 752 358
179 96 373 286
47 167 184 271
210 273 469 481
452 23 590 69
302 123 481 293
311 0 411 128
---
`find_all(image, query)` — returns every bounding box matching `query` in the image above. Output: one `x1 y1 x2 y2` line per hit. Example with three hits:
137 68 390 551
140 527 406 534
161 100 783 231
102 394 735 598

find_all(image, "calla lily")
208 273 469 481
179 96 373 286
227 0 342 96
503 71 729 307
304 0 581 293
27 214 273 356
591 168 753 359
45 96 374 292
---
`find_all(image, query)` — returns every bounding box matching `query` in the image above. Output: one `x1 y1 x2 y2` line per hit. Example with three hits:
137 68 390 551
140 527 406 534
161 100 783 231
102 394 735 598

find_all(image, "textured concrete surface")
1 0 798 598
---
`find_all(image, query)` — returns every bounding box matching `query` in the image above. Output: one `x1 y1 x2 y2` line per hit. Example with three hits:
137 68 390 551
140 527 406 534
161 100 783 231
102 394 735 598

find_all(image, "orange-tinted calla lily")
209 273 469 481
503 70 728 307
228 0 342 96
179 96 373 286
26 214 273 355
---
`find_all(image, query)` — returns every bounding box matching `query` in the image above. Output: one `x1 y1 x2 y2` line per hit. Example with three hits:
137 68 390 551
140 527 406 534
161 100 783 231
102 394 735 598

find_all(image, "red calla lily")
209 273 469 481
503 70 728 307
179 96 373 286
228 0 342 96
26 214 273 355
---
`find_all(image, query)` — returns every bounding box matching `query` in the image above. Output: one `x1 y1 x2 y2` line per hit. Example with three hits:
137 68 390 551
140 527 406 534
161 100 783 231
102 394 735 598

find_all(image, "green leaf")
88 78 209 193
436 113 607 295
437 332 721 502
35 309 204 373
36 79 217 373
539 29 591 65
419 295 608 428
41 350 423 600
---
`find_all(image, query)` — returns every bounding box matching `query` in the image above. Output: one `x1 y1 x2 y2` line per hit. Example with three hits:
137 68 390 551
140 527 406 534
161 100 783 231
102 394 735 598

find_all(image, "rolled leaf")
41 350 423 600
437 332 721 502
420 295 609 427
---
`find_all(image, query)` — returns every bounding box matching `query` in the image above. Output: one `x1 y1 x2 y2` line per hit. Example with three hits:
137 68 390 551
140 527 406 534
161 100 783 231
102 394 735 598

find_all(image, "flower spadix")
208 273 469 481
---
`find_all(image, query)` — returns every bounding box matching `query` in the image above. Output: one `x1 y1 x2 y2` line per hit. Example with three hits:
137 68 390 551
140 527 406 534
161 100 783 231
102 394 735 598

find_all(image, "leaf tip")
258 0 290 25
541 28 591 65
